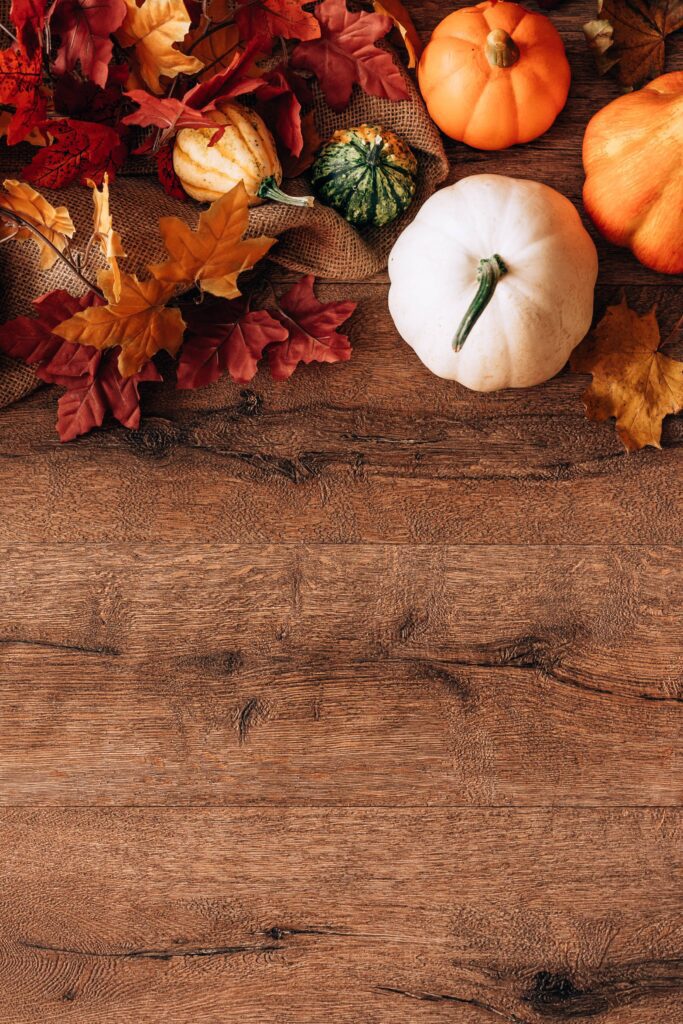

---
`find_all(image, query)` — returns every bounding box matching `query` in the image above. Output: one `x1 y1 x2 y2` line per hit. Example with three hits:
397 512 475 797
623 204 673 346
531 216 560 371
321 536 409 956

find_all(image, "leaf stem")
0 206 103 297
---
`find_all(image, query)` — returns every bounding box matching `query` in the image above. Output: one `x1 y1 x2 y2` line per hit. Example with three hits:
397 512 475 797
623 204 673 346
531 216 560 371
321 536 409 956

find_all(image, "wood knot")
125 418 182 460
235 390 263 418
522 971 607 1017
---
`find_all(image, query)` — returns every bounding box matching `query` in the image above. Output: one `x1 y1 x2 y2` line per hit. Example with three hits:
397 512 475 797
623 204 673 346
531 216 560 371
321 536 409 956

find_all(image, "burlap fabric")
0 8 447 409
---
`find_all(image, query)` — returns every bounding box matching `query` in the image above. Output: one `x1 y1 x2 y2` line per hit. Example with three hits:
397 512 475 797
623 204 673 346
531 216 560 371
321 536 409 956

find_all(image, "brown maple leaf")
584 0 683 87
117 0 204 94
0 178 75 270
185 0 241 78
149 181 276 299
571 296 683 451
281 111 322 178
87 174 126 301
53 269 186 377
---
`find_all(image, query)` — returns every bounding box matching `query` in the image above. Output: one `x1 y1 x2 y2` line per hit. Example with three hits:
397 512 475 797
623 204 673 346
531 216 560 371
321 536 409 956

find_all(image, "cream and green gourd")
388 174 598 392
311 124 418 228
173 101 313 207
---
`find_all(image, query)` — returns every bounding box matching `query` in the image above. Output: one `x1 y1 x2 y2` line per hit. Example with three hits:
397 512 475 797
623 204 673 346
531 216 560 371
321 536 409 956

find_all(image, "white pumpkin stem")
258 176 315 208
453 254 509 352
485 29 520 68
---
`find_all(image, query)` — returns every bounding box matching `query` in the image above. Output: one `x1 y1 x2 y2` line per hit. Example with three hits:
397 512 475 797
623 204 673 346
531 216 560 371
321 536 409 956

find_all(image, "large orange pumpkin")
418 1 570 150
583 72 683 276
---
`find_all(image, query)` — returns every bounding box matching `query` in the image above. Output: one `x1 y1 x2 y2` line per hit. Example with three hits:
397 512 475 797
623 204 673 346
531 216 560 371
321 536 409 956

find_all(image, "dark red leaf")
50 0 128 88
0 45 46 143
123 91 221 135
235 0 321 44
53 64 127 124
56 353 161 441
155 142 187 200
178 298 288 388
291 0 409 112
10 0 47 57
0 290 101 376
22 118 128 188
256 66 312 158
183 40 263 109
268 275 356 381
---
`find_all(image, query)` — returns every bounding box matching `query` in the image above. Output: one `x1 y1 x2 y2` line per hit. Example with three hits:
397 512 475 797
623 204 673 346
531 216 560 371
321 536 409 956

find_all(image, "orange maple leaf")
373 0 423 68
86 175 126 302
0 179 75 270
53 270 186 378
118 0 204 94
150 181 276 299
571 295 683 451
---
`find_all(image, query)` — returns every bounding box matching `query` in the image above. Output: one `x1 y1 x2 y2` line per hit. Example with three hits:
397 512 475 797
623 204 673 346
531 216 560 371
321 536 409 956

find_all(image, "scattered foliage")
584 0 683 87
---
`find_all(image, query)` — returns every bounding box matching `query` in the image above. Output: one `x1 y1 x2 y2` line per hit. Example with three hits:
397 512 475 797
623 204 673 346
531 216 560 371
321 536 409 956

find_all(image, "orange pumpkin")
418 1 570 150
583 72 683 276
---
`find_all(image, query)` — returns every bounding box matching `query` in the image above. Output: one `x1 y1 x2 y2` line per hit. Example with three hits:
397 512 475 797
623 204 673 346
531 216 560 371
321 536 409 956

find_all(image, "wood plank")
0 808 679 1023
1 544 679 806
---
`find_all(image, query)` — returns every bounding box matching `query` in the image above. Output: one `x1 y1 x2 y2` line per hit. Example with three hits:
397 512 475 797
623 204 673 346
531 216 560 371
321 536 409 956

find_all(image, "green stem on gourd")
258 176 314 207
453 254 508 352
367 135 384 166
485 28 520 68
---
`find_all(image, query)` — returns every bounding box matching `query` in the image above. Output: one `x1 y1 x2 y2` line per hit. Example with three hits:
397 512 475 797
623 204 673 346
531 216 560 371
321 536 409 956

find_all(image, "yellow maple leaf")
0 179 75 270
117 0 204 94
373 0 423 68
53 270 186 378
571 295 683 452
185 0 240 79
86 175 126 302
149 181 276 299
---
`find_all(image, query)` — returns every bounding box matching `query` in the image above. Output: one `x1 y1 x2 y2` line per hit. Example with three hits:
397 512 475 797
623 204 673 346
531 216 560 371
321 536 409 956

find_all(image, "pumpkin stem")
367 134 384 166
453 254 509 352
485 29 520 68
258 176 315 207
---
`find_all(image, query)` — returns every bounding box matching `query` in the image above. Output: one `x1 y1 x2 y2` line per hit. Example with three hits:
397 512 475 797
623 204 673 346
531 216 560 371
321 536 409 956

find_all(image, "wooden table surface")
1 3 681 1022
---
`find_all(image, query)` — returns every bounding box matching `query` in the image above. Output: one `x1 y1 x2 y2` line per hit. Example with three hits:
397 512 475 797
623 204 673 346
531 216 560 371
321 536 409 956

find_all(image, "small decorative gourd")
173 101 313 207
583 72 683 276
388 175 598 392
418 1 570 150
311 124 418 228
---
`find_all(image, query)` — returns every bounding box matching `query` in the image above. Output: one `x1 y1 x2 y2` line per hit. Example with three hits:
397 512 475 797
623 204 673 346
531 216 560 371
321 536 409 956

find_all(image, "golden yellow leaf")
149 181 276 299
570 295 683 452
185 0 240 79
117 0 204 94
53 270 186 378
373 0 423 68
87 175 126 302
0 178 75 270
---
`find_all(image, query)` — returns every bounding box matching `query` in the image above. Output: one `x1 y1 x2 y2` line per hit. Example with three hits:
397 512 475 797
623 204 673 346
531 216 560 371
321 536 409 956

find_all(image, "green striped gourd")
311 125 418 228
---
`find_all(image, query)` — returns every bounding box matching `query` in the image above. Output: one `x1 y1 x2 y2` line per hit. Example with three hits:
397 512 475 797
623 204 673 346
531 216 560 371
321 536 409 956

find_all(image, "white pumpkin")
388 175 598 392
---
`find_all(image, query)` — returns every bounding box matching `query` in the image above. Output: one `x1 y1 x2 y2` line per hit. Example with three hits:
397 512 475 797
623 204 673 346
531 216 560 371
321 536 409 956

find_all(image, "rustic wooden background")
0 2 681 1021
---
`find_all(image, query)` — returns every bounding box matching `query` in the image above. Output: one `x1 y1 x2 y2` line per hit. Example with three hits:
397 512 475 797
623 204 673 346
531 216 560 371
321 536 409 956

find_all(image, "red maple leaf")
10 0 47 58
235 0 321 45
123 91 222 138
0 289 161 441
0 46 47 143
178 298 288 388
53 64 127 124
22 118 128 188
267 275 356 381
256 65 312 158
155 142 187 200
291 0 409 112
182 40 264 109
50 0 127 88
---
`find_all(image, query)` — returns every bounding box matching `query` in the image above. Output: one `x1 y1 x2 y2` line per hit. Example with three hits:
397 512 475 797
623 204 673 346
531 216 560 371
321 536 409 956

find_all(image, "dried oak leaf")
291 0 409 112
87 174 126 301
584 0 683 87
149 181 277 299
117 0 204 94
50 0 128 88
53 269 186 377
22 118 128 188
0 289 160 441
178 298 287 388
0 178 75 270
570 296 683 451
268 274 356 381
235 0 321 45
372 0 422 68
10 0 46 58
0 45 47 144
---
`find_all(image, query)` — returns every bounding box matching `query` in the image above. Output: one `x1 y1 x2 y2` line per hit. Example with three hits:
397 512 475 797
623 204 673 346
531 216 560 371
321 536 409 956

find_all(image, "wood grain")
0 543 680 807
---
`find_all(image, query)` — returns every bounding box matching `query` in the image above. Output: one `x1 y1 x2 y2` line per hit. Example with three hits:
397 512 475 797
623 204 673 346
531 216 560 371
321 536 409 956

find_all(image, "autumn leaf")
87 175 126 301
155 141 187 199
584 0 683 87
184 0 241 78
55 349 161 440
0 45 47 144
149 181 277 300
291 0 409 112
181 39 263 108
0 289 101 373
0 179 75 270
281 110 322 178
123 90 222 139
372 0 422 68
117 0 204 94
22 118 128 188
53 64 128 125
268 274 356 381
53 270 186 377
178 298 287 388
256 66 312 158
10 0 47 57
50 0 128 88
235 0 321 45
570 296 683 451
